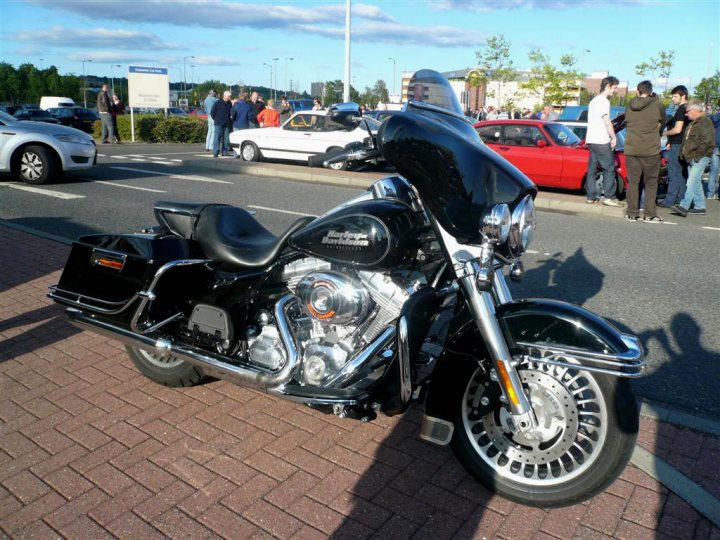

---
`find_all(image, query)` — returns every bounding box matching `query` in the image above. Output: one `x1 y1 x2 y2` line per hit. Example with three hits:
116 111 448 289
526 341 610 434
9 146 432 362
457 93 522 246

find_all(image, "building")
310 82 324 101
583 71 628 99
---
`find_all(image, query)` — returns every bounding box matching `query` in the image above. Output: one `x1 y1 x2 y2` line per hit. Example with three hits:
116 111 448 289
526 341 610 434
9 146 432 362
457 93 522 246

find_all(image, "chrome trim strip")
398 317 412 403
49 286 138 315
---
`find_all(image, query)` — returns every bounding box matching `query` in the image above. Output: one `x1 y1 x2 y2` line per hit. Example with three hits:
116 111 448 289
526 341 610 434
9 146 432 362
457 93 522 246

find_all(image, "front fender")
421 298 643 445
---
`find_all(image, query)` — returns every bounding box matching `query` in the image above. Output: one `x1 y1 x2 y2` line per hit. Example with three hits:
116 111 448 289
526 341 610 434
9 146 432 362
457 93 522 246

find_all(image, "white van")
39 96 76 110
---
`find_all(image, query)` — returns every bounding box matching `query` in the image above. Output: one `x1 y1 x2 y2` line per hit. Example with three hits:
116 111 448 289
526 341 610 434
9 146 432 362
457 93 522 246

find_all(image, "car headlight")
54 134 93 145
482 203 511 244
508 195 536 256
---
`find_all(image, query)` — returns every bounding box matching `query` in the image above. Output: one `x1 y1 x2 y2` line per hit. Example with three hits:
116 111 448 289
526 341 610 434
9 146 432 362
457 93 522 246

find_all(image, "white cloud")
433 0 647 10
14 26 181 50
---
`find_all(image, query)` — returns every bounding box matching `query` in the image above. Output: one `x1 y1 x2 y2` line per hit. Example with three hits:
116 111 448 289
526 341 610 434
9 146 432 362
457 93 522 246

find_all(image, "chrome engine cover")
296 271 373 325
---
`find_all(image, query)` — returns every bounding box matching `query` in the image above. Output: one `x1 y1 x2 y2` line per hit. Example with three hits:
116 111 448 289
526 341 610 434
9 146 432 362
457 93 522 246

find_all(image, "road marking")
170 159 182 162
3 183 85 199
109 166 232 184
703 226 720 231
111 155 129 159
93 180 166 193
194 154 236 159
248 205 316 217
147 156 166 160
130 158 148 162
97 153 107 157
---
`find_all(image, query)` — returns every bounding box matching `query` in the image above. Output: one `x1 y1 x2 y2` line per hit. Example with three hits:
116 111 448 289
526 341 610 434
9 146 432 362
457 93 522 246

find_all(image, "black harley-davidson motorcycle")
50 70 644 507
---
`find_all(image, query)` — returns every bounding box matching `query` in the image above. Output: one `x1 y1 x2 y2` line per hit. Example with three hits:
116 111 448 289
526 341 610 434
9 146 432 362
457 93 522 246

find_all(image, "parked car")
288 98 315 112
166 107 188 117
0 110 96 184
229 109 381 170
474 119 627 196
0 105 21 116
39 96 76 110
363 110 400 123
13 108 61 124
188 107 208 119
558 105 625 122
46 107 98 132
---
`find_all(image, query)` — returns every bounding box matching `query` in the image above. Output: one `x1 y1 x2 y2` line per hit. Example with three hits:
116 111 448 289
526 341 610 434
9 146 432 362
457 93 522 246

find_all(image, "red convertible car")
474 119 627 196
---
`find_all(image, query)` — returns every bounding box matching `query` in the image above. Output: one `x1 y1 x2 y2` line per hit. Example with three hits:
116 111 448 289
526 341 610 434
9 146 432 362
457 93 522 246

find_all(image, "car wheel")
326 147 349 171
615 175 626 200
241 142 261 162
18 145 57 185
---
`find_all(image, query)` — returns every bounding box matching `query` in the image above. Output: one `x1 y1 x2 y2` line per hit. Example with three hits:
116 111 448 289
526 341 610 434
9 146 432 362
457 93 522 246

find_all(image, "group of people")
468 104 558 121
586 76 719 222
203 90 299 157
96 83 125 144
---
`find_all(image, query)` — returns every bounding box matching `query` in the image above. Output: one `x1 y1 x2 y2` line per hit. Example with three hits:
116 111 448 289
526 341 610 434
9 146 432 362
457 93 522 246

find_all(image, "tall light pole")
39 58 44 70
170 67 181 106
262 62 272 95
110 64 121 98
388 57 396 102
581 49 591 76
284 57 294 97
183 55 195 104
271 57 279 100
343 0 351 103
190 64 196 104
82 59 92 107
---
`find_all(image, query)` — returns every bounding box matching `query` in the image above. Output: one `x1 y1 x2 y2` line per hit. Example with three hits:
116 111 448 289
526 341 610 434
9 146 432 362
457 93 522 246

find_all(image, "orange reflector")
98 258 124 270
496 362 520 406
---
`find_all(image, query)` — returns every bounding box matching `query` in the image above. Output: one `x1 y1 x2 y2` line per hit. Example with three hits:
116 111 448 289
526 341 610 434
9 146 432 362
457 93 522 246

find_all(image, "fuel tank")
289 199 420 270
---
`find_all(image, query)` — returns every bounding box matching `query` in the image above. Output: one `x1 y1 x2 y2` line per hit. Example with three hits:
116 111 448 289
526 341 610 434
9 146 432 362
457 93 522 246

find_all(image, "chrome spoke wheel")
21 152 43 180
461 362 607 486
136 348 183 369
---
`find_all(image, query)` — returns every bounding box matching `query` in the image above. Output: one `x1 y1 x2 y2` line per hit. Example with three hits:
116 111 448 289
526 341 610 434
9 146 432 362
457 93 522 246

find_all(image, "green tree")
520 50 582 106
323 80 344 105
468 34 517 107
635 50 675 96
694 71 720 106
372 79 389 104
0 62 21 103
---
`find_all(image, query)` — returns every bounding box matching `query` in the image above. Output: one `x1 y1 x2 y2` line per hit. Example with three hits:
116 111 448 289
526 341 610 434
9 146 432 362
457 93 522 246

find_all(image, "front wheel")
126 345 207 387
241 142 261 162
18 145 58 184
452 360 638 507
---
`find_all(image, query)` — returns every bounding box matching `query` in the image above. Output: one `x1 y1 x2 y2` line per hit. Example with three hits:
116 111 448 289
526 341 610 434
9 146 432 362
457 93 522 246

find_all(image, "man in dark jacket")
250 92 265 128
671 100 715 217
210 90 232 157
96 84 114 144
231 93 255 130
623 80 666 222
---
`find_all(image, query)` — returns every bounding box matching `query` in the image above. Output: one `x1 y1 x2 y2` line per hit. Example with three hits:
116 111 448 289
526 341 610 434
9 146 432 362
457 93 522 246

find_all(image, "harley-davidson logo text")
321 230 371 247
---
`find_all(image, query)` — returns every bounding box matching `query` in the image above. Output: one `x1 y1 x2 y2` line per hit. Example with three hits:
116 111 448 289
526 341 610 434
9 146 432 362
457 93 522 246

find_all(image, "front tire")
18 145 57 184
452 360 638 507
241 142 261 162
126 345 207 387
326 147 349 170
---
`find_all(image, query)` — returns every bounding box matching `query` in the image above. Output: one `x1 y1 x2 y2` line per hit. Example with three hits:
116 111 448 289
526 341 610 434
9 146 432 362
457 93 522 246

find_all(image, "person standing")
312 98 324 110
659 85 689 207
210 90 232 157
203 90 218 152
231 92 255 130
671 100 715 217
96 84 114 144
111 94 124 144
541 104 559 121
705 108 720 199
279 97 293 124
250 92 265 127
585 75 622 206
623 81 666 222
257 99 280 127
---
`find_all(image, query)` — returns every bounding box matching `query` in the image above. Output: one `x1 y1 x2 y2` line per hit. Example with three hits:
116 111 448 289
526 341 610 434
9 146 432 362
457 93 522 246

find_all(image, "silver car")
0 110 96 184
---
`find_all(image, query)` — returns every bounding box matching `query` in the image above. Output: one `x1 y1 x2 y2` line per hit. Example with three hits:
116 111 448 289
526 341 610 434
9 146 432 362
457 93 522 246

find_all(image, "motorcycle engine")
246 257 409 386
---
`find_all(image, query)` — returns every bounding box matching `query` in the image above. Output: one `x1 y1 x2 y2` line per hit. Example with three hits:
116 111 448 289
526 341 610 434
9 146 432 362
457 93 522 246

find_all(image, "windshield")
361 117 382 132
545 123 581 146
0 110 17 123
406 69 465 117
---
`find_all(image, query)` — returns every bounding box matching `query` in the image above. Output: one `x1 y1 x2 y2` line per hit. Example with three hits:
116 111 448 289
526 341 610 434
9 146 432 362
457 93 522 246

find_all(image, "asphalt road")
2 143 719 420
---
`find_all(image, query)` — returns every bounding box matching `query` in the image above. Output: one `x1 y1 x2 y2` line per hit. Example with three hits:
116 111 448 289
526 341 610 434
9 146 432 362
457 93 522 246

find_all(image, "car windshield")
361 117 382 131
544 123 581 146
0 110 17 123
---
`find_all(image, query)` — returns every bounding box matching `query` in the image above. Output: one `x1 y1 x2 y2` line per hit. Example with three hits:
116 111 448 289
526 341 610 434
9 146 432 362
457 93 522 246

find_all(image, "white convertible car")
229 110 380 170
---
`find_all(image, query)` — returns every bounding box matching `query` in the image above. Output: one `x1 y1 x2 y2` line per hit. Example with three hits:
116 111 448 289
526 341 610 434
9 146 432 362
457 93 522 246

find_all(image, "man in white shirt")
585 76 622 206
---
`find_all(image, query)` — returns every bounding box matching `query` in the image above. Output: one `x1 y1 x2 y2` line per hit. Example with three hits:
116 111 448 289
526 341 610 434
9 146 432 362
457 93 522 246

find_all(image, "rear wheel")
452 360 638 507
241 142 261 162
126 345 207 387
18 145 57 184
326 147 349 171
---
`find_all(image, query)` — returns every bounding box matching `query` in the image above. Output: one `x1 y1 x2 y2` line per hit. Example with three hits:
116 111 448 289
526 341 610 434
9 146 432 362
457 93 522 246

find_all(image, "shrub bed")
92 115 206 143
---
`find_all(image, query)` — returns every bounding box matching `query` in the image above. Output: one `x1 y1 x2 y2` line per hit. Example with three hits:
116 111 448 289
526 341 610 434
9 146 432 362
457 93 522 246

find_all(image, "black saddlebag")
50 234 192 315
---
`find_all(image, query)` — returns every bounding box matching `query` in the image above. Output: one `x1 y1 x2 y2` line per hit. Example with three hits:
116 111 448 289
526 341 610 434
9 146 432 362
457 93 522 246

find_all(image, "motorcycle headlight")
508 195 536 257
54 134 93 145
482 203 511 244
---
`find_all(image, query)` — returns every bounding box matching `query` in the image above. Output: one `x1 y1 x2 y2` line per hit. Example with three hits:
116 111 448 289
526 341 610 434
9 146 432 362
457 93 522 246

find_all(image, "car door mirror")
329 102 362 127
536 139 548 148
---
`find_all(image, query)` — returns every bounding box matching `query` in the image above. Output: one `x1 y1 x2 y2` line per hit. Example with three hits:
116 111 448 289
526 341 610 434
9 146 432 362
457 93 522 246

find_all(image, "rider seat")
193 204 314 268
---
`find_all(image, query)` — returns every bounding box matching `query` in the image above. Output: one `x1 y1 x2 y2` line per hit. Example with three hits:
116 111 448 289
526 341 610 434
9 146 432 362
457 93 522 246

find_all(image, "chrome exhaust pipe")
65 295 300 390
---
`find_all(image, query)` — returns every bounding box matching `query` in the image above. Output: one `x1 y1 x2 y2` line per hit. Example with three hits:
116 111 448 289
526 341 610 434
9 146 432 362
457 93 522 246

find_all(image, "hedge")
92 115 207 143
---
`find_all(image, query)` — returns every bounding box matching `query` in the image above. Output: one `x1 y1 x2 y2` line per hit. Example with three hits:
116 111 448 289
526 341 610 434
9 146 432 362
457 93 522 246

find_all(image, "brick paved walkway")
1 225 719 539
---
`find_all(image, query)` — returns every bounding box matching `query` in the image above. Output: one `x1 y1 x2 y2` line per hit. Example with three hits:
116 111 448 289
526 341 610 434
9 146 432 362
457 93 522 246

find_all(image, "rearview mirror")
329 102 362 127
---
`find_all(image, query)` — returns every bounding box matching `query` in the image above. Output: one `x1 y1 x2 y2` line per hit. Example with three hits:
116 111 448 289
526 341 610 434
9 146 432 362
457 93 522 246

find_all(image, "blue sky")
1 0 718 96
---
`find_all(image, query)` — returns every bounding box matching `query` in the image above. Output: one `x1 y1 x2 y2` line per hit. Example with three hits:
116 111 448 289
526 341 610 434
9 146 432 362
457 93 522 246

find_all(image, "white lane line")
703 226 720 231
3 183 85 199
248 205 316 217
147 156 166 160
153 161 180 166
97 153 107 157
111 155 129 159
109 166 231 184
130 158 148 162
526 249 540 254
170 159 182 162
93 181 166 193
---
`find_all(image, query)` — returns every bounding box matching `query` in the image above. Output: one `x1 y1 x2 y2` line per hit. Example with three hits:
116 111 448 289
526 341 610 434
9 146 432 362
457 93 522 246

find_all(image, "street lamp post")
262 62 272 96
81 59 92 107
39 58 44 70
190 65 195 105
581 49 591 76
110 64 121 98
388 57 396 101
272 57 279 100
284 57 294 97
183 55 195 104
170 67 181 107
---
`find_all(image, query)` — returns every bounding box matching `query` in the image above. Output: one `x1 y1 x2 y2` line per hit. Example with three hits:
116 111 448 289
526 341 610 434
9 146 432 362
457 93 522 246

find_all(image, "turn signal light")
98 258 124 270
496 362 520 406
